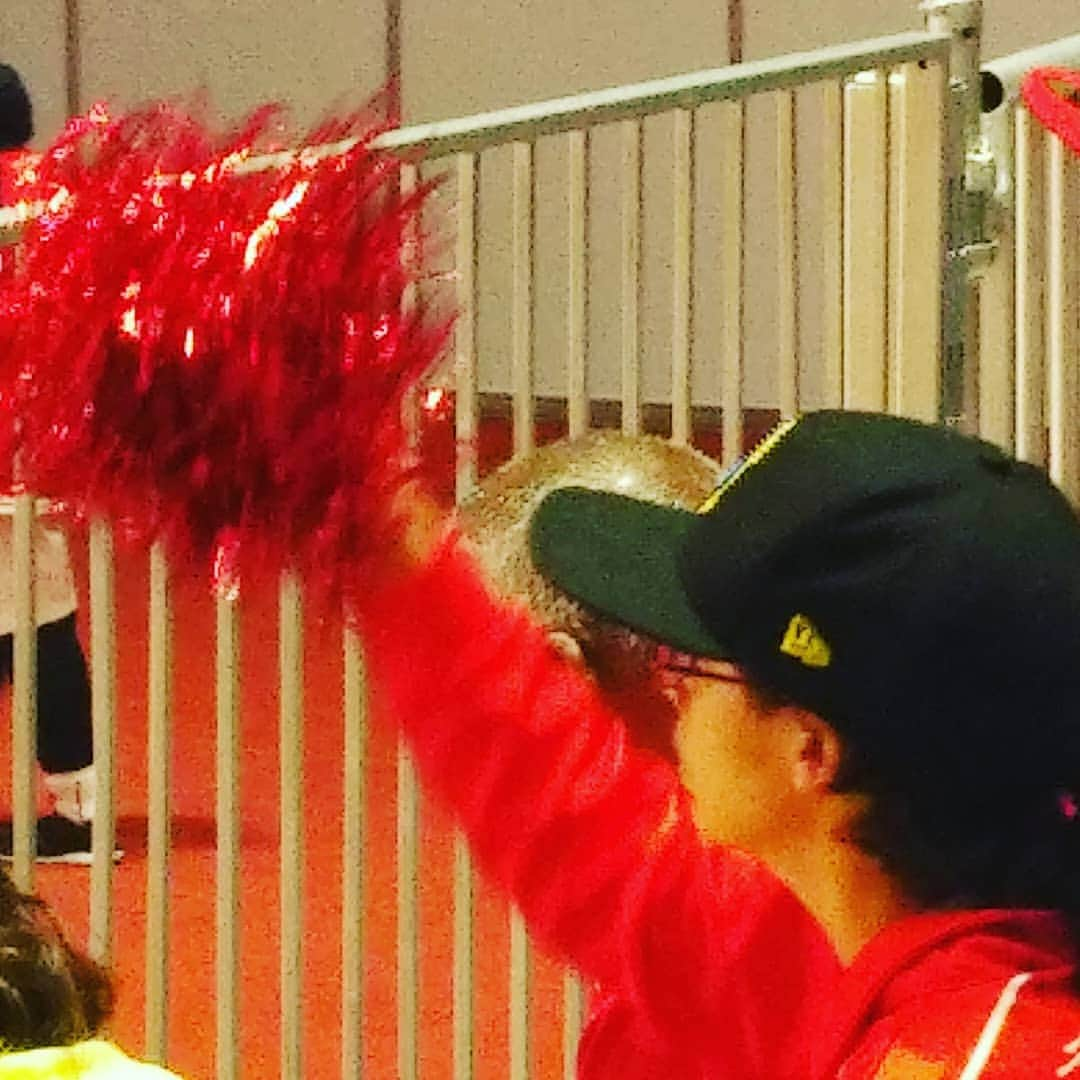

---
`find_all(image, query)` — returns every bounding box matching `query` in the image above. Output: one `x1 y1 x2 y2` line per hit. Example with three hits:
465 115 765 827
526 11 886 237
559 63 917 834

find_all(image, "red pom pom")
0 96 450 606
1022 67 1080 156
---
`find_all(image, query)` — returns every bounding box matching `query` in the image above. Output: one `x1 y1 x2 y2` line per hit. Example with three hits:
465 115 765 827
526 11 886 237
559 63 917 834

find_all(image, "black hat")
531 411 1080 787
0 64 33 150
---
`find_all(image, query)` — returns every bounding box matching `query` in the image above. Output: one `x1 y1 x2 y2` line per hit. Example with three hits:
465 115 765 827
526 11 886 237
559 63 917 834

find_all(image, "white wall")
405 0 1080 125
401 0 732 122
6 0 1078 139
1 0 388 143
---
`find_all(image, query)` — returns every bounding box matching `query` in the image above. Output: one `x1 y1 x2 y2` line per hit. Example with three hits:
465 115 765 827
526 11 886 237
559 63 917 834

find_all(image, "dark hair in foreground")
0 64 33 150
0 868 113 1050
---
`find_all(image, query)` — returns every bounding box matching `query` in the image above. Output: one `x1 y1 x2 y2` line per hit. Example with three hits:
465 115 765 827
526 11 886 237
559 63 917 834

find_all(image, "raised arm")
356 494 839 1069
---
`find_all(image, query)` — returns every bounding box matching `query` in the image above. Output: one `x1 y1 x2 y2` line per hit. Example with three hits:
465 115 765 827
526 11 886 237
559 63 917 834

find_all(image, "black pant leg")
34 613 93 774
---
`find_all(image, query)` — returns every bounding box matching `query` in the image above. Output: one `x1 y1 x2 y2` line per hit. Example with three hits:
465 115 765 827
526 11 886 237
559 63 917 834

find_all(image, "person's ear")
547 630 585 666
787 711 844 794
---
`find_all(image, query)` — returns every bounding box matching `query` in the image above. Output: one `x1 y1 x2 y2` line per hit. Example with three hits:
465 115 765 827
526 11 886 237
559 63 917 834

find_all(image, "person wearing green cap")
360 410 1080 1078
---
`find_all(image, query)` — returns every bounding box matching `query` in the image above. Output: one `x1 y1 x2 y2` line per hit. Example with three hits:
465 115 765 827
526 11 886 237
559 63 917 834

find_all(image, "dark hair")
0 869 113 1050
0 64 34 150
819 713 1080 991
831 741 1080 902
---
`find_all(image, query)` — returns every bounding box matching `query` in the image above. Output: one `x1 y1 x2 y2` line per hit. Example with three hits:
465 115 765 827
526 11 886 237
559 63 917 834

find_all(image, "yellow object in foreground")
0 1040 182 1079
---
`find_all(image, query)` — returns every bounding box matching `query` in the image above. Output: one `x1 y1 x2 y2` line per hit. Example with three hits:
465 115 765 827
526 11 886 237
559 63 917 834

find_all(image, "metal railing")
976 35 1080 502
4 2 1079 1077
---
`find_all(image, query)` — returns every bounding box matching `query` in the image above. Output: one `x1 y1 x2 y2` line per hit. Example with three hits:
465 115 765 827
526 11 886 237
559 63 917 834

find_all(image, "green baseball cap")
530 410 1080 786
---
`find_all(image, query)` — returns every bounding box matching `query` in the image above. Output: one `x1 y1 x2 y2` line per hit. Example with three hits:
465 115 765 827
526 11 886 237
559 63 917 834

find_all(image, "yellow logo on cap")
780 614 831 669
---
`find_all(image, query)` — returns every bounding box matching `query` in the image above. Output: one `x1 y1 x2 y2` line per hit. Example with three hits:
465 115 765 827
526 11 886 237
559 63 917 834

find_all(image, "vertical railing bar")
1049 136 1067 490
88 517 116 964
396 746 419 1080
670 108 694 447
453 833 475 1080
341 626 366 1080
453 150 478 1080
455 152 479 500
928 57 949 428
776 90 799 420
1046 134 1079 499
974 103 1015 450
509 907 530 1080
215 592 241 1080
924 1 983 430
397 161 421 1080
509 121 535 1058
512 141 535 456
842 72 889 412
620 119 643 435
145 540 172 1062
559 85 589 1024
11 493 36 887
719 100 744 464
280 571 304 1080
562 975 585 1080
567 129 589 438
886 70 902 417
888 60 947 424
1014 109 1046 466
1046 133 1063 486
821 80 845 407
509 159 535 1077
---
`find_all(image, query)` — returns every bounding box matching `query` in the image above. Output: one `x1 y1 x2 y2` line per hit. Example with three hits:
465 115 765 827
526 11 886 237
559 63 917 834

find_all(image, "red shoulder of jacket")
851 965 1080 1078
951 971 1080 1078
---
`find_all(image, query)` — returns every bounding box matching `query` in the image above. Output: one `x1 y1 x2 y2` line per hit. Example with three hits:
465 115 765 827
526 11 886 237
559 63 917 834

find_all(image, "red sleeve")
358 536 840 1068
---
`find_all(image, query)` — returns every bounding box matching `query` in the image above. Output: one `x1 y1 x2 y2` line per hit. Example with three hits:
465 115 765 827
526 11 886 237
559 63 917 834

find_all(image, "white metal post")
11 492 36 887
145 541 173 1062
717 101 744 466
620 120 643 435
215 592 241 1080
920 0 986 428
279 571 305 1080
843 71 890 413
88 517 117 964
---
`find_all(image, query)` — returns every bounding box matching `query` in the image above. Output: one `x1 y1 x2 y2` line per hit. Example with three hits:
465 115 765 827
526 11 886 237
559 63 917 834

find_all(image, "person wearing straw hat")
0 64 97 864
360 409 1080 1078
458 429 720 764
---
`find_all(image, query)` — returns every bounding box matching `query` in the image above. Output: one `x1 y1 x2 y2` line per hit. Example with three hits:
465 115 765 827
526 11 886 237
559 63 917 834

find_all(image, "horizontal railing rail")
0 29 951 232
373 30 952 157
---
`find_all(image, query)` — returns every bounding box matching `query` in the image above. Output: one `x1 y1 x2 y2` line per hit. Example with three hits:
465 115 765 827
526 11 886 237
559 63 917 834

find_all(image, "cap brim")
530 486 730 658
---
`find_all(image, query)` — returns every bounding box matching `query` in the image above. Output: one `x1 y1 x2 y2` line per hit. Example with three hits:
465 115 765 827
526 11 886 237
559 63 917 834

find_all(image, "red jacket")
360 536 1080 1078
